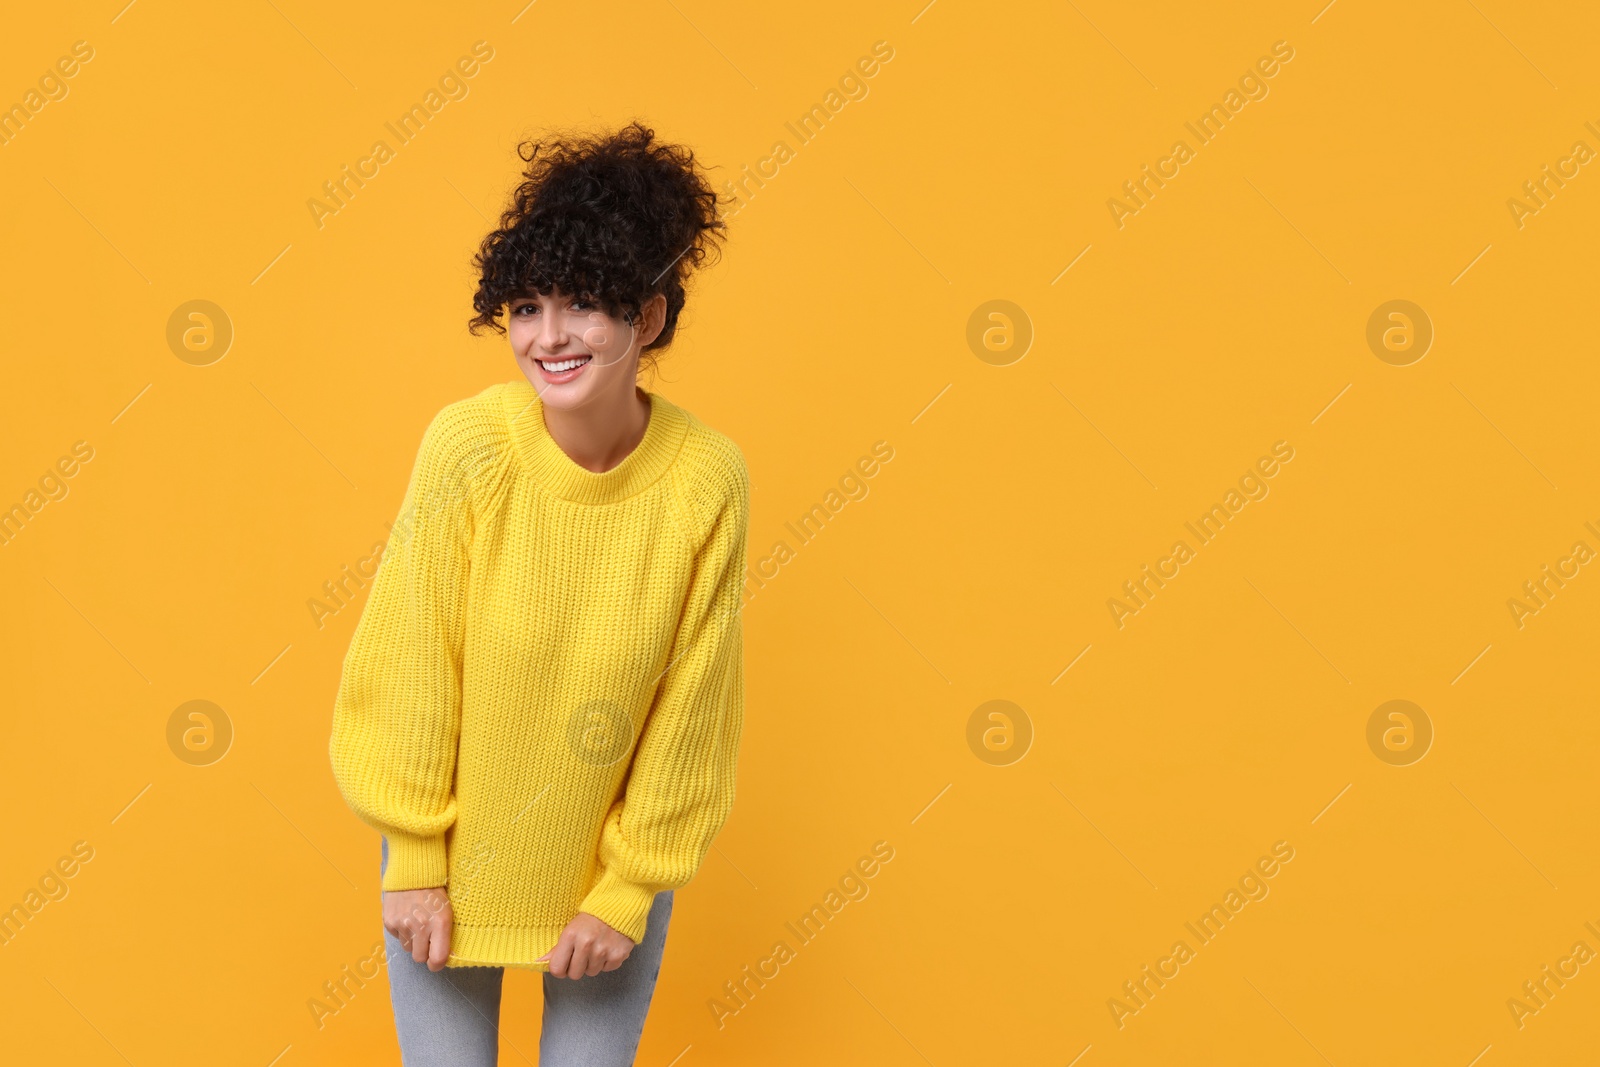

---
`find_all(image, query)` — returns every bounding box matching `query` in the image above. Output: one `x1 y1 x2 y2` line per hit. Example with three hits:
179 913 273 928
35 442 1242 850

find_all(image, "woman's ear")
637 292 669 347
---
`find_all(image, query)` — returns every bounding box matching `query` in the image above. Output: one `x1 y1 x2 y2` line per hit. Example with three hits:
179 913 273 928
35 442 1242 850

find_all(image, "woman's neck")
541 384 652 474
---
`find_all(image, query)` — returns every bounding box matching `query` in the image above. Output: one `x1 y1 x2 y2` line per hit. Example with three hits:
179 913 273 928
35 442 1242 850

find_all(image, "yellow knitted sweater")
328 378 748 970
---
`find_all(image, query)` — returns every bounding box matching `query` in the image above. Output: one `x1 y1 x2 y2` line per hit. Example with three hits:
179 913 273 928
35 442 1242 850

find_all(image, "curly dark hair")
468 121 728 372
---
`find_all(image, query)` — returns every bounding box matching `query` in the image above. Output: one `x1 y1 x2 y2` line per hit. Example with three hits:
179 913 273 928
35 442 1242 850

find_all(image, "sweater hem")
443 921 568 972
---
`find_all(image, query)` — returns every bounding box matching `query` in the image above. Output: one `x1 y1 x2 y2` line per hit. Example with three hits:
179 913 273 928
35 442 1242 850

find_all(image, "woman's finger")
566 939 591 980
546 935 574 978
427 910 451 972
409 921 432 965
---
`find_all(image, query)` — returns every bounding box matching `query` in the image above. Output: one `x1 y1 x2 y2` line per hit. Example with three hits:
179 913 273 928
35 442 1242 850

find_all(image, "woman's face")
508 288 642 411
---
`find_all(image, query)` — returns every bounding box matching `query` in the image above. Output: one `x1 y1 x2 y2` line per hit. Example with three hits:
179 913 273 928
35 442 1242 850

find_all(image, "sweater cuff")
578 866 658 943
380 831 449 892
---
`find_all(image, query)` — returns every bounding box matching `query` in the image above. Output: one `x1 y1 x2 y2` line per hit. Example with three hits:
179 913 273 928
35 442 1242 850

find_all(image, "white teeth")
539 356 588 373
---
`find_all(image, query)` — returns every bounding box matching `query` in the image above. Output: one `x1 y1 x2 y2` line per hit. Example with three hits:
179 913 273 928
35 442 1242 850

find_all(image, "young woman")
328 122 747 1065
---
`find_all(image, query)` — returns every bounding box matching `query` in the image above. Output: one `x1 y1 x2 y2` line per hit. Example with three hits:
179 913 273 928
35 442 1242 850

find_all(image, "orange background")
2 1 1598 1064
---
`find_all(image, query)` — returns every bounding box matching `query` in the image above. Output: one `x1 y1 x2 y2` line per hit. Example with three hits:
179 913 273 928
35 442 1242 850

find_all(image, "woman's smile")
535 353 593 383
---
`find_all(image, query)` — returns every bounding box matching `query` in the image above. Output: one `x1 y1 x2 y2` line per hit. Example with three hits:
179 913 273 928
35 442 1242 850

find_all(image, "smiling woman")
469 121 727 376
467 121 729 475
328 120 748 1067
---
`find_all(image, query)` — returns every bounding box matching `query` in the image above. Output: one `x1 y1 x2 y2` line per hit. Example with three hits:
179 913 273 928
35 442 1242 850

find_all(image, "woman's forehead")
512 285 581 300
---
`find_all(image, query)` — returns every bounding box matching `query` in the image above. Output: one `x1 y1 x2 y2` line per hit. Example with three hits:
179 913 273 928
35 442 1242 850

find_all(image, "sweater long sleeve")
327 379 749 970
328 404 488 893
576 456 749 941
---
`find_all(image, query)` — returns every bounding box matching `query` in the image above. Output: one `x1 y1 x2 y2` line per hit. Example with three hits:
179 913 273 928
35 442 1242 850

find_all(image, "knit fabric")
328 378 748 971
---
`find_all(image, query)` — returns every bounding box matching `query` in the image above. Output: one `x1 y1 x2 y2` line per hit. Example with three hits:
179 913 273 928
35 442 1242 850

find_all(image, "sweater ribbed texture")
328 378 748 970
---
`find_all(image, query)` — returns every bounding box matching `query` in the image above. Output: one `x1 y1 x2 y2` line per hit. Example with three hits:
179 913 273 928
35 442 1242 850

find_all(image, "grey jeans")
380 836 672 1066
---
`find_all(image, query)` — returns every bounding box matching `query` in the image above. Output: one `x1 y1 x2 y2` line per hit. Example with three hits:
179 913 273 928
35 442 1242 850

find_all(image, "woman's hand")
538 912 634 979
383 887 453 972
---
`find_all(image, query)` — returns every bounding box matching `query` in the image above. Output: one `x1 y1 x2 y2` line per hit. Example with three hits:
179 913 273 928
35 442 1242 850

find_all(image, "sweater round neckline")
501 378 689 504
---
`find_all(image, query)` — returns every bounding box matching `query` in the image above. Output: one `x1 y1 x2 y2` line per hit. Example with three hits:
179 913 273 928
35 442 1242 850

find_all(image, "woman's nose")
538 308 569 347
